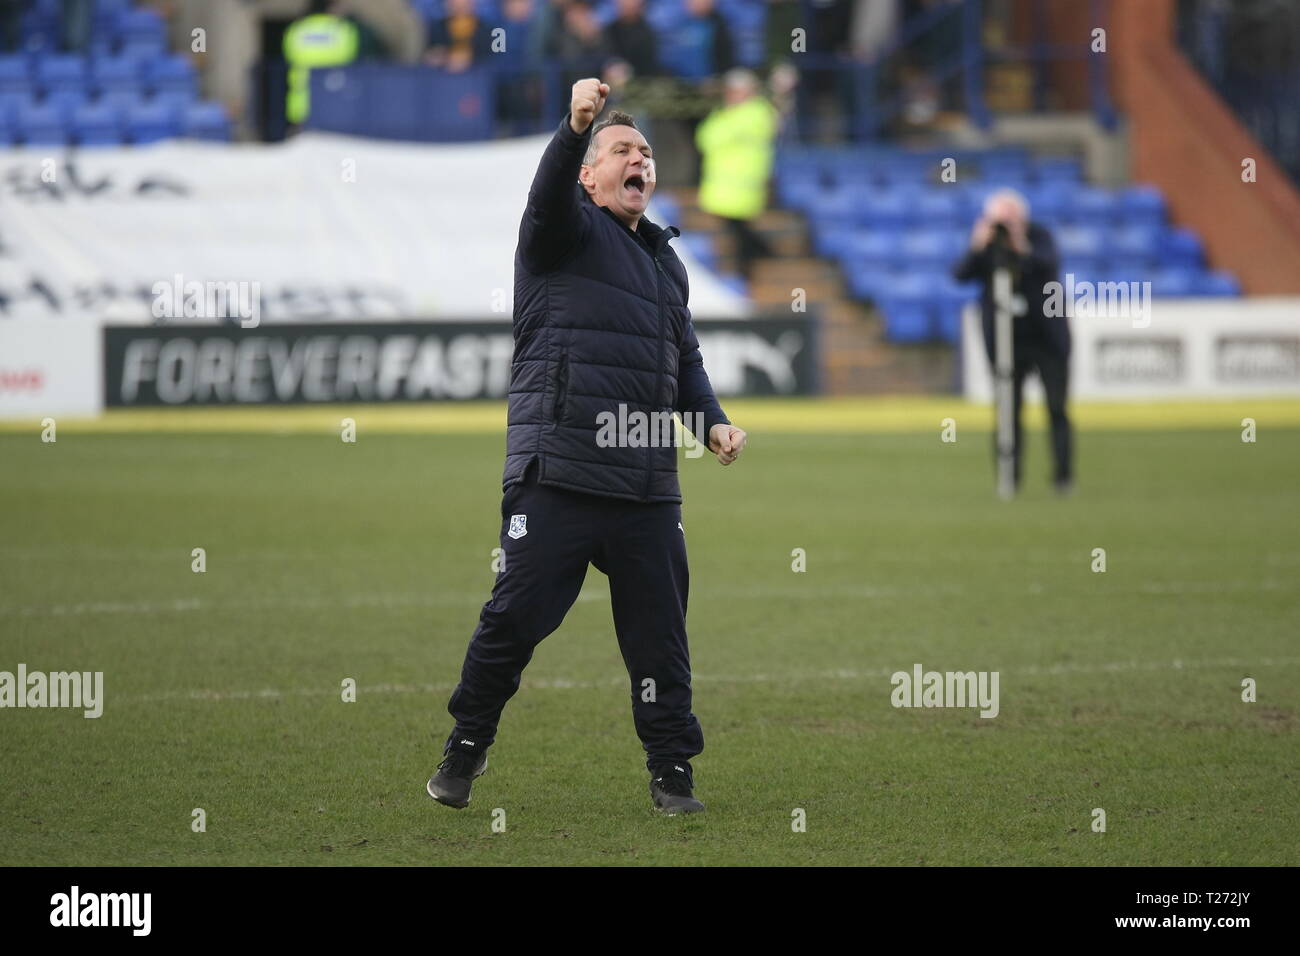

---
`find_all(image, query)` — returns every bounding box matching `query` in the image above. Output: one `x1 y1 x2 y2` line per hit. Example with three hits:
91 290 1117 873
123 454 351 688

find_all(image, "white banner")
0 133 750 324
963 298 1300 400
0 318 101 417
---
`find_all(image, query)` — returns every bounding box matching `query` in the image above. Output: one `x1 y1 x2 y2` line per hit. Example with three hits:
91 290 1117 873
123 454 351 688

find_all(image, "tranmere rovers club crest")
508 514 528 539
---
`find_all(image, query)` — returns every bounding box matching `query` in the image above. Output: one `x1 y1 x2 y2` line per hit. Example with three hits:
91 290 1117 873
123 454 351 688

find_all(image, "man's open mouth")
624 175 645 194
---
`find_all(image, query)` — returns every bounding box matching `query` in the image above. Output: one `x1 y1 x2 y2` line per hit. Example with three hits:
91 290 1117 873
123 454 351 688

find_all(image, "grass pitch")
1 398 1297 866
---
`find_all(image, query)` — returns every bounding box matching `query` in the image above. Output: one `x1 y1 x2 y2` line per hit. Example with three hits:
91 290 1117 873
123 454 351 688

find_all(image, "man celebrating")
953 189 1073 494
427 79 747 815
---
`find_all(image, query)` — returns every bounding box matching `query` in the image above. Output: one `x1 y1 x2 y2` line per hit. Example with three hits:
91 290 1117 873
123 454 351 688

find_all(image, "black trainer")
426 747 488 809
649 763 704 815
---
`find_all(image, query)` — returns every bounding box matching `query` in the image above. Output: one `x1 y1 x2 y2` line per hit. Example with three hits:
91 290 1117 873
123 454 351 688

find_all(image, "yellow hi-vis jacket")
283 13 359 125
694 96 779 221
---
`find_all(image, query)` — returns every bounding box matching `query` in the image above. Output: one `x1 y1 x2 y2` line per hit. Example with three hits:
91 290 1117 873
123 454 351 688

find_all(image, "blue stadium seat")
147 56 198 98
875 272 941 342
93 0 133 21
857 187 918 230
812 223 856 259
1060 256 1105 281
1194 271 1241 296
0 90 30 122
1055 225 1105 259
882 305 934 342
899 229 964 266
153 90 198 118
126 99 181 143
679 233 717 270
0 55 31 96
15 100 69 144
36 54 87 96
117 6 168 44
877 298 934 343
1159 228 1204 270
1111 224 1161 258
807 189 861 227
182 102 231 141
775 151 822 182
651 193 680 225
775 173 821 212
92 56 143 97
844 231 904 269
914 190 964 228
43 88 87 115
844 266 898 301
1118 185 1166 230
1062 186 1117 223
97 89 147 113
1029 184 1079 222
1034 157 1083 184
976 155 1031 185
120 36 169 60
72 100 124 146
933 280 979 343
1149 268 1198 296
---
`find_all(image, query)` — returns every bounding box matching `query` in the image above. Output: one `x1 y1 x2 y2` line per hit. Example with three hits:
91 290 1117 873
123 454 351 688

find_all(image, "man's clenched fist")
709 424 747 466
570 78 609 135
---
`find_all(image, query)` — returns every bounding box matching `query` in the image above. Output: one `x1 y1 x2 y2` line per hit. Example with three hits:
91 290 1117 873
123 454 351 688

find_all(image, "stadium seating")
0 3 229 147
409 0 772 70
774 145 1242 344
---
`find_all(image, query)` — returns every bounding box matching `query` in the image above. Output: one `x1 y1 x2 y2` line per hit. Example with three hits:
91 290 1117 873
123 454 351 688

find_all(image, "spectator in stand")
901 0 961 124
555 0 610 87
62 0 96 52
664 0 734 81
498 0 535 66
695 68 780 281
425 0 492 72
527 0 569 66
0 0 23 53
796 0 857 140
763 0 801 69
604 0 660 78
284 0 360 126
497 0 539 135
341 0 393 61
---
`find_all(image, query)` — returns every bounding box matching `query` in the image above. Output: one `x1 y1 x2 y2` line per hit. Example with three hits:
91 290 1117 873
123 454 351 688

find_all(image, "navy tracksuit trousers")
443 460 703 776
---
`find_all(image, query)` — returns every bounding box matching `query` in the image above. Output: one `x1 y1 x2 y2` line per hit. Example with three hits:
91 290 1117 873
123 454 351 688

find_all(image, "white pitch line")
121 656 1300 704
3 578 1294 618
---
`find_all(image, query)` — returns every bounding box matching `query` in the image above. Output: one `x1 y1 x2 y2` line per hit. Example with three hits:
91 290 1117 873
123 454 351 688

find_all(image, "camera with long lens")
990 221 1015 266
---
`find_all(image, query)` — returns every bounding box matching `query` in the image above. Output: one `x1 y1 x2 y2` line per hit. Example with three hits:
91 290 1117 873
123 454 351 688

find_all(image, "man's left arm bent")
675 318 747 466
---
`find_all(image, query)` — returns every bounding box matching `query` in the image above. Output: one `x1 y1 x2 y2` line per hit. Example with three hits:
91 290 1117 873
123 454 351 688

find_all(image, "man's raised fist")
570 78 609 135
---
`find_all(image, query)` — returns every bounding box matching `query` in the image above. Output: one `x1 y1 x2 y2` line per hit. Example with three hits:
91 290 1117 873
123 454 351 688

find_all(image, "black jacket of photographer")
952 221 1070 363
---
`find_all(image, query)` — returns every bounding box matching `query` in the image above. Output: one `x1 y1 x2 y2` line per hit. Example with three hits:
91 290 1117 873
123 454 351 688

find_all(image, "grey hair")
582 110 639 165
723 67 760 94
983 188 1030 219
